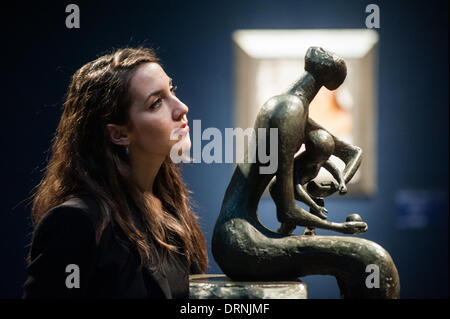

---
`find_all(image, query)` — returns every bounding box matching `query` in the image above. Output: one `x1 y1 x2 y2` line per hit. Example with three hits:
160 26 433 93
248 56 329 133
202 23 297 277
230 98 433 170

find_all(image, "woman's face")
125 62 191 159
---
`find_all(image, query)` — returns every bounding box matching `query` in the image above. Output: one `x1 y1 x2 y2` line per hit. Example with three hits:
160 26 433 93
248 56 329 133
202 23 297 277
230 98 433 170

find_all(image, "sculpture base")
189 274 307 299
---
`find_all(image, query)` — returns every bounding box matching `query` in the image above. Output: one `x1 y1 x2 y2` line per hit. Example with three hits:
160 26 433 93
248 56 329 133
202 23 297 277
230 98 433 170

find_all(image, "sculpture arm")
294 183 328 219
306 117 362 197
322 160 347 194
286 203 367 234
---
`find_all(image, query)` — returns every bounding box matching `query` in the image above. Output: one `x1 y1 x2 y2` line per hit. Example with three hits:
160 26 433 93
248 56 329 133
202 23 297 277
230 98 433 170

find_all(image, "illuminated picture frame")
232 29 379 196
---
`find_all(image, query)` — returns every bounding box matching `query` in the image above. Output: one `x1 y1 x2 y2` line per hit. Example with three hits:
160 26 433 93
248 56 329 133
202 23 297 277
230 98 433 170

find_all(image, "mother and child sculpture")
212 47 400 298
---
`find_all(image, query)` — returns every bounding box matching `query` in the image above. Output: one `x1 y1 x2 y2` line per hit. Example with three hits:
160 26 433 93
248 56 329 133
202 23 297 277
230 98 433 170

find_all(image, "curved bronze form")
212 47 400 298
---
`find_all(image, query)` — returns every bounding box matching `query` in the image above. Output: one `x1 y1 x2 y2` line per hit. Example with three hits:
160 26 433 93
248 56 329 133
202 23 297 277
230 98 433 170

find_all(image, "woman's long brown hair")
30 47 208 272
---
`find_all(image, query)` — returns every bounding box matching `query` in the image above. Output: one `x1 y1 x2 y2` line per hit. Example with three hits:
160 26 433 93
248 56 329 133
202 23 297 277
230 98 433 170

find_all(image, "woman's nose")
173 98 189 121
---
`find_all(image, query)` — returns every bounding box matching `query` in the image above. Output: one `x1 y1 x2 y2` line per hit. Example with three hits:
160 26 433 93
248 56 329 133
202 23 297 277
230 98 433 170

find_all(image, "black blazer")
23 195 200 299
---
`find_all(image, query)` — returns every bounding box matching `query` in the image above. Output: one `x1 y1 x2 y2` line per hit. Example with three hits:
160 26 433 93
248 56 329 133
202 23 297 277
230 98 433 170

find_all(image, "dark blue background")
1 0 448 298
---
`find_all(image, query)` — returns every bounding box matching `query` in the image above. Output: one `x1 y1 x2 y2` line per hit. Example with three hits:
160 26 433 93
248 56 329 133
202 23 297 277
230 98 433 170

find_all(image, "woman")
23 47 208 299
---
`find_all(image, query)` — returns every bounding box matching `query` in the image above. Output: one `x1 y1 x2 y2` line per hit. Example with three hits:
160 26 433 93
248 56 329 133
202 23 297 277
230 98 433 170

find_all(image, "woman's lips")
177 124 190 134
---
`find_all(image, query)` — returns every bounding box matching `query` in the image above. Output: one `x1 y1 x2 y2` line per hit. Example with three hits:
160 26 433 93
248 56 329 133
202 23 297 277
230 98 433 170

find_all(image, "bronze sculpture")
212 47 400 298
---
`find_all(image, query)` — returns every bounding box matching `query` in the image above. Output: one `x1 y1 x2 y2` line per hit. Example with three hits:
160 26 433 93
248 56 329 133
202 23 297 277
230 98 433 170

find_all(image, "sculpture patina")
211 47 400 299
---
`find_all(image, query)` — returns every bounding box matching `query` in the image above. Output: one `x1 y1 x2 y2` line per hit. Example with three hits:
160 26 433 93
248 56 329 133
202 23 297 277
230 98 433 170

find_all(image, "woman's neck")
129 151 165 195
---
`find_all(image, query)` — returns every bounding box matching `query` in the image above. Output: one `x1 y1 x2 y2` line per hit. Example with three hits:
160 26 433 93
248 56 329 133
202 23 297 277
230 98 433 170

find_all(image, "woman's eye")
148 85 177 110
150 98 162 109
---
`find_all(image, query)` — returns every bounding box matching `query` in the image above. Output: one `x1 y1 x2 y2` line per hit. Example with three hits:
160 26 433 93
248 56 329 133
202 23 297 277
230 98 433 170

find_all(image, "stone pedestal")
189 274 307 299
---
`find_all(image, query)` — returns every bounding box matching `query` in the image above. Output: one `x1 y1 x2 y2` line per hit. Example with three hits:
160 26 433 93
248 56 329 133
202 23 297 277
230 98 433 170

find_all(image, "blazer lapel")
127 197 173 299
149 266 172 299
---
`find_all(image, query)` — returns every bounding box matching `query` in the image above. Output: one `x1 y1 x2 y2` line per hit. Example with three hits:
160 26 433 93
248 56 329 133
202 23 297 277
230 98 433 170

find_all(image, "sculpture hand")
320 180 339 190
306 180 339 197
338 182 347 195
311 205 328 219
339 221 368 235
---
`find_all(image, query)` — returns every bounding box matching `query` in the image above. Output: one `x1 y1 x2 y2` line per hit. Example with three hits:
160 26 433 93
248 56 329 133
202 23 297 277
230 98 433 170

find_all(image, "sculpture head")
304 47 347 90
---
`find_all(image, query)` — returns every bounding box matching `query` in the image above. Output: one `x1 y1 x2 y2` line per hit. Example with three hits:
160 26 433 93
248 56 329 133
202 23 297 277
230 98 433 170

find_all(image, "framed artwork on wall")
232 29 379 196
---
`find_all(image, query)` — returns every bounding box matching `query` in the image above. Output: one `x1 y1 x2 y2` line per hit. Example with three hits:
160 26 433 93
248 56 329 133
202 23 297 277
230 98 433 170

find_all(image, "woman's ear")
106 124 130 146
